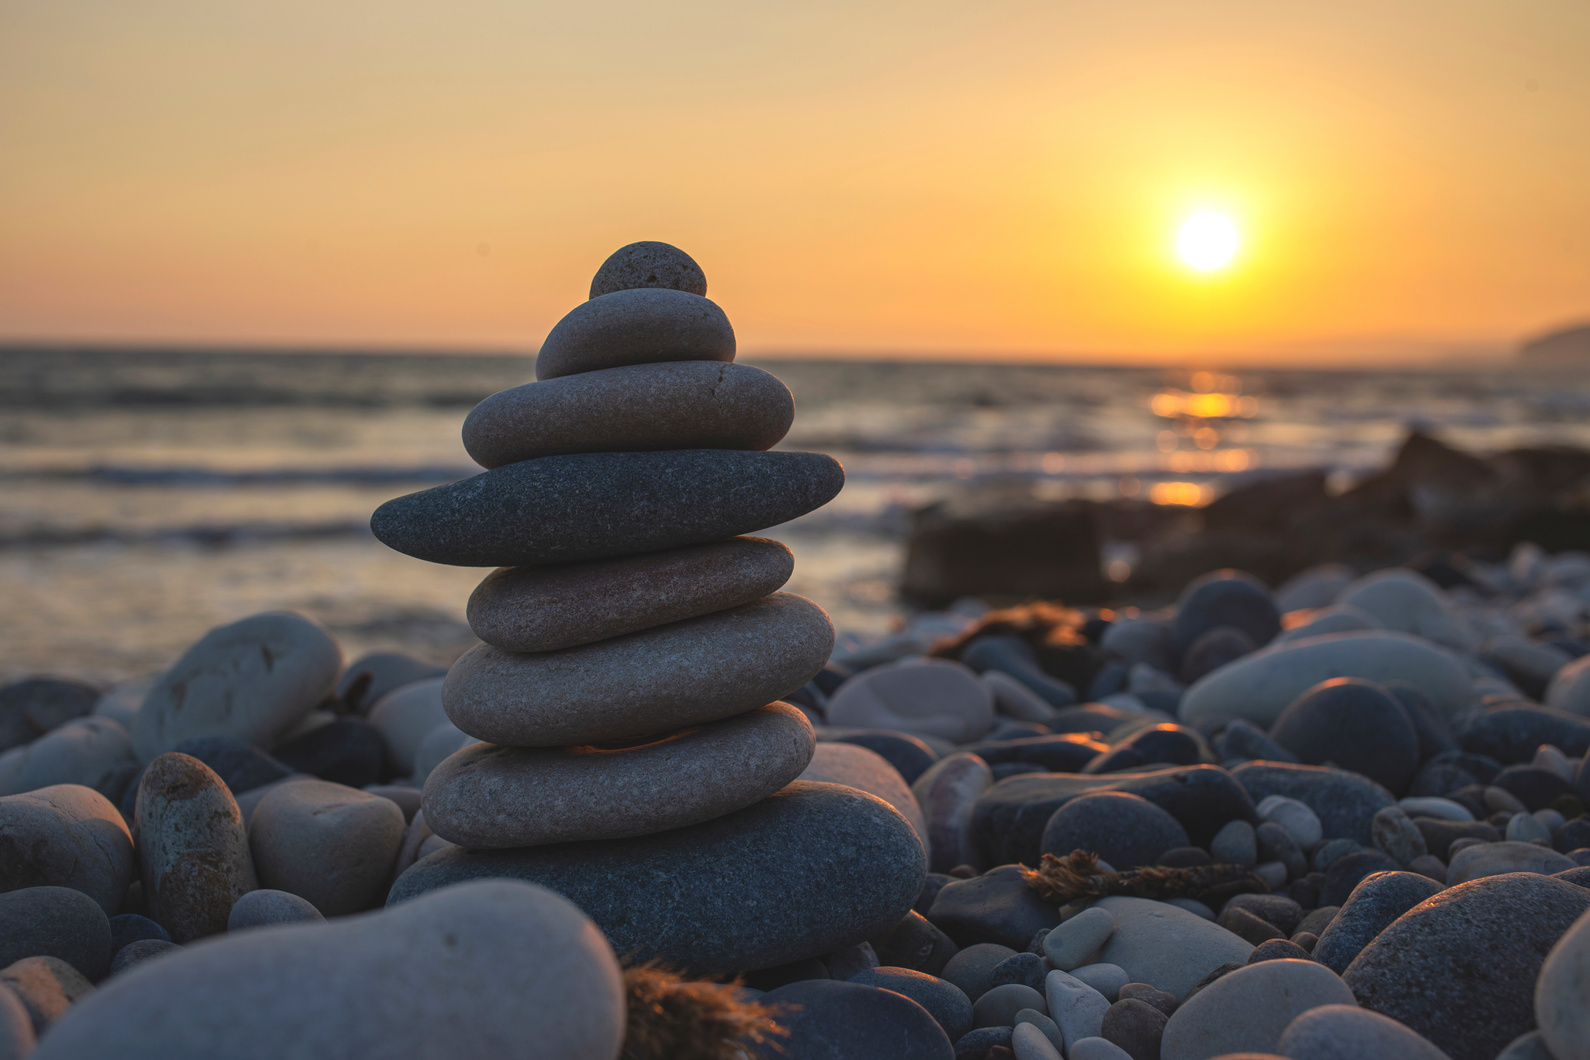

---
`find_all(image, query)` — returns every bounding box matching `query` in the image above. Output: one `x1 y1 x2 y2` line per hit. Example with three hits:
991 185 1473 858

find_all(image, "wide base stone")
388 780 927 975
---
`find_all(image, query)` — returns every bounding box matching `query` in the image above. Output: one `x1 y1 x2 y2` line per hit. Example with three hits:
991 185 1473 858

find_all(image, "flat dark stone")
371 449 844 567
754 980 955 1060
1343 873 1590 1060
1312 869 1442 972
1268 679 1420 795
965 735 1107 773
272 719 392 788
1040 791 1190 868
388 781 923 976
925 866 1061 950
1459 708 1590 763
972 766 1255 867
1231 761 1395 845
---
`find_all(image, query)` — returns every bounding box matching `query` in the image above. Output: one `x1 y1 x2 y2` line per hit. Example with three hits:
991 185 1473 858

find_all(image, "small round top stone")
589 241 707 299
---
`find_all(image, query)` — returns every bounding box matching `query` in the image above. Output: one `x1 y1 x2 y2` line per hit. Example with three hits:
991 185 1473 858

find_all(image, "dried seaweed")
621 960 792 1060
1021 849 1269 906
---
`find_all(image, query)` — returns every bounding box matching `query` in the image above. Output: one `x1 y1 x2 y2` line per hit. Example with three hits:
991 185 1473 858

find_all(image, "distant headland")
1520 322 1590 365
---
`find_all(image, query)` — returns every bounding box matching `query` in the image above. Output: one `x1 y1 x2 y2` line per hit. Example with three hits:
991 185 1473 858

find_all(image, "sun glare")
1177 211 1239 271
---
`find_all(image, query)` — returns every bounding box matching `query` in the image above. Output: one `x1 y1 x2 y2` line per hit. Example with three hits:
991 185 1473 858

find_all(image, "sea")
3 346 1590 686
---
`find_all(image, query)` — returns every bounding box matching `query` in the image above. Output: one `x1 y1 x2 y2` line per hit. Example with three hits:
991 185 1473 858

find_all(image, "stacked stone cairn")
372 242 927 976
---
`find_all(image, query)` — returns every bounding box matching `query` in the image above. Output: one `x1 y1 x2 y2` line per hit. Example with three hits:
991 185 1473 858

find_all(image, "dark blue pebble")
1411 818 1499 859
272 718 392 788
870 910 959 976
926 865 1061 950
1556 817 1590 853
1040 791 1190 868
986 951 1048 993
1384 682 1457 760
1312 870 1443 972
830 730 939 785
1269 678 1420 794
1232 761 1394 845
1179 625 1257 684
172 735 293 793
967 734 1108 773
108 913 170 955
756 979 954 1060
954 1026 1014 1060
1158 846 1211 867
1494 765 1573 811
1171 571 1280 658
1460 707 1590 763
1214 718 1299 764
850 967 974 1041
1081 724 1202 774
960 635 1078 708
1320 849 1402 907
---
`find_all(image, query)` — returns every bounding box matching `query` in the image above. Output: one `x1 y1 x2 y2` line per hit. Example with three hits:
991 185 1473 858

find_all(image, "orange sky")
2 0 1587 364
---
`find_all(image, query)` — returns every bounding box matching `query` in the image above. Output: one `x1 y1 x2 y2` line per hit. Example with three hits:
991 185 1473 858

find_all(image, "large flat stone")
389 780 926 975
444 592 834 746
466 537 793 653
422 703 815 847
370 449 844 568
535 287 734 380
1180 631 1476 729
29 881 625 1060
463 361 793 468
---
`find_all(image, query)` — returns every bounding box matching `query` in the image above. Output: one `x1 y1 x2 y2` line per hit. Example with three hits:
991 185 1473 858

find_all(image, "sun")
1177 211 1240 271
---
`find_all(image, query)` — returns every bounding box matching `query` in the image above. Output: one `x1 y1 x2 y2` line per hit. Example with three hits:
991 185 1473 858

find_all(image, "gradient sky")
2 0 1587 363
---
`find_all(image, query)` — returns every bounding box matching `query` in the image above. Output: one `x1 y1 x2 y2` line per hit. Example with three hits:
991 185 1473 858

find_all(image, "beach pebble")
1371 805 1428 865
1068 1038 1133 1060
1399 796 1474 821
1011 1021 1063 1060
335 653 446 715
759 979 954 1060
443 592 833 746
0 717 135 798
1446 840 1575 884
249 779 404 916
828 730 938 785
869 910 958 976
408 723 472 784
1171 572 1280 657
1269 679 1420 794
468 536 794 653
1101 997 1167 1060
464 361 792 467
1320 849 1400 906
1535 906 1590 1060
391 781 924 975
367 679 448 775
588 240 707 298
0 887 111 981
927 865 1060 951
270 718 390 789
984 671 1059 724
1505 811 1552 843
1458 707 1590 763
1337 569 1477 651
1070 963 1129 1002
371 449 843 568
226 889 324 932
1044 907 1115 971
1495 1030 1556 1060
427 702 815 847
1210 820 1258 865
1218 908 1282 946
0 679 99 754
1343 872 1590 1060
107 914 168 957
535 287 733 380
1311 870 1442 973
941 943 1018 1002
800 740 926 848
1180 631 1475 730
363 783 421 822
913 753 994 873
1546 654 1590 717
1040 792 1190 869
1232 762 1393 846
0 784 133 915
0 956 92 1032
974 983 1046 1027
1276 1003 1451 1060
1119 982 1179 1017
1255 796 1322 849
828 660 996 744
107 939 179 975
28 880 626 1060
132 613 342 762
1045 968 1111 1052
1160 958 1354 1060
134 753 256 943
1180 626 1258 683
1215 719 1299 764
849 967 973 1039
0 983 34 1057
953 1025 1012 1058
1088 897 1254 1000
1273 605 1381 644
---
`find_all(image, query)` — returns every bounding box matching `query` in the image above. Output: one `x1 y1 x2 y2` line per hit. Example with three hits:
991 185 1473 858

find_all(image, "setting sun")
1177 212 1240 271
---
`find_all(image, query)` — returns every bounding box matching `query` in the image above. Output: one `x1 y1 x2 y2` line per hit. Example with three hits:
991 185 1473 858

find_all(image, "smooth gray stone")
0 887 111 981
1536 902 1590 1060
443 592 833 746
336 653 447 715
28 881 626 1060
1277 1003 1452 1060
249 779 405 917
588 240 707 299
366 679 447 776
799 741 927 848
389 781 926 976
1447 841 1575 884
466 536 793 653
1343 873 1590 1060
423 703 815 847
0 679 100 754
370 449 844 568
0 785 134 915
133 612 342 761
1090 898 1253 1001
134 754 256 944
535 287 733 381
108 939 179 976
0 717 135 798
1311 870 1442 973
1160 958 1354 1060
849 967 973 1040
463 361 793 468
759 979 954 1060
226 889 324 932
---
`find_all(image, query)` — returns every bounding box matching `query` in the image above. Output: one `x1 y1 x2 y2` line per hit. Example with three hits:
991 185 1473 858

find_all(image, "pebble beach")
3 243 1590 1060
